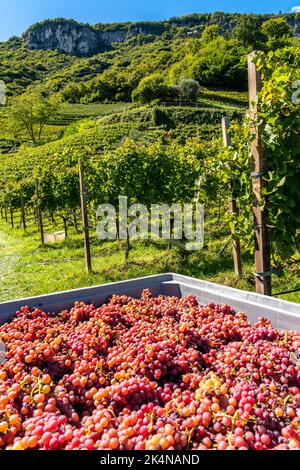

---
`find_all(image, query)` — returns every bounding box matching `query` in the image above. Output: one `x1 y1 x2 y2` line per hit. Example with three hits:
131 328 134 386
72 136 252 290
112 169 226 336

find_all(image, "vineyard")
0 47 299 302
0 10 300 454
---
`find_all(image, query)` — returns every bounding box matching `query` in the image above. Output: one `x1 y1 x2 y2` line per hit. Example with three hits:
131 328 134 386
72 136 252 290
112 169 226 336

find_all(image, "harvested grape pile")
0 290 300 451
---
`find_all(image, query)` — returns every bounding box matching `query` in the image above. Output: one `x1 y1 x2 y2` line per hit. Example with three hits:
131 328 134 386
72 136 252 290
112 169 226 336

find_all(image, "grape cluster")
0 290 299 450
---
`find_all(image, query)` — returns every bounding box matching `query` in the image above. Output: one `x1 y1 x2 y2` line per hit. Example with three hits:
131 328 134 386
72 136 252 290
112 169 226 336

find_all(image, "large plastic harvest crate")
0 273 299 331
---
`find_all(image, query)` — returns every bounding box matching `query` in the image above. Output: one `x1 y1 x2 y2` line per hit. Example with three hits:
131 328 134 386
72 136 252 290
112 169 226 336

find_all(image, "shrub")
177 79 201 102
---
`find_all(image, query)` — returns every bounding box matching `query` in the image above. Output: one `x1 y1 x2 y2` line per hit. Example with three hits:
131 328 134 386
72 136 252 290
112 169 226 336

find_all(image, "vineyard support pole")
73 214 79 233
10 206 14 228
221 117 243 279
248 52 272 296
4 202 7 223
62 216 68 240
35 180 45 246
50 211 56 226
79 157 92 274
125 228 131 260
21 198 26 231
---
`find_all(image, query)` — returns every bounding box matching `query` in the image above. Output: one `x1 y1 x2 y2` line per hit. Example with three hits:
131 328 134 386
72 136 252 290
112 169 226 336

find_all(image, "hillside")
0 9 299 308
21 13 300 55
0 8 300 454
0 12 299 101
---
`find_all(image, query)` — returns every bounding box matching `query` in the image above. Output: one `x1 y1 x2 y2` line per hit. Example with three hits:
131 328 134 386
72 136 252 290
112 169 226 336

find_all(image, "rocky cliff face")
23 21 101 56
22 20 163 56
289 16 300 35
22 16 300 57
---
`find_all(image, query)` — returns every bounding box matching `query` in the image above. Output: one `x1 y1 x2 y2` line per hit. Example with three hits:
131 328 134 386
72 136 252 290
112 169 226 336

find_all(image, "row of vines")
0 123 221 246
222 47 300 275
0 47 299 284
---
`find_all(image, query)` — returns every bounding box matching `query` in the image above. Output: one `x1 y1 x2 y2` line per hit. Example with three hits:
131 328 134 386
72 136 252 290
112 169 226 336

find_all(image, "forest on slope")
0 12 299 100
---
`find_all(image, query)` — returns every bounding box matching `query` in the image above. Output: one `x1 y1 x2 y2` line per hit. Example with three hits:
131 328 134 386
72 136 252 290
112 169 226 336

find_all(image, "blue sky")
0 0 298 41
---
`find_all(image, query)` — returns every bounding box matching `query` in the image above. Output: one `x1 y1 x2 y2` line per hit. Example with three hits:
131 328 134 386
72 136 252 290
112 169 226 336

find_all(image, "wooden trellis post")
21 197 26 231
222 117 243 279
79 157 92 274
4 201 7 223
35 180 44 246
10 206 14 228
248 52 272 296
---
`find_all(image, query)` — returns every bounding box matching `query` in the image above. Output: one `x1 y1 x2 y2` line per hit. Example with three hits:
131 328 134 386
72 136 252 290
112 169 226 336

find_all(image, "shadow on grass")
165 246 253 279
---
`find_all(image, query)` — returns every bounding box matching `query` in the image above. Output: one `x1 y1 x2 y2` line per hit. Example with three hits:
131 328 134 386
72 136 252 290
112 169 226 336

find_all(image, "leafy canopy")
8 91 59 144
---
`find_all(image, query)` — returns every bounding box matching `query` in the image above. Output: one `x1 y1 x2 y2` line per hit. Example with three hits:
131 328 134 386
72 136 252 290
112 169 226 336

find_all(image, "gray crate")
0 273 299 330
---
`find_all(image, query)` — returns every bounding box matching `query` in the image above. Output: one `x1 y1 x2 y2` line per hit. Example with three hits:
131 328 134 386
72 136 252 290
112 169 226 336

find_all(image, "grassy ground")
0 216 299 305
